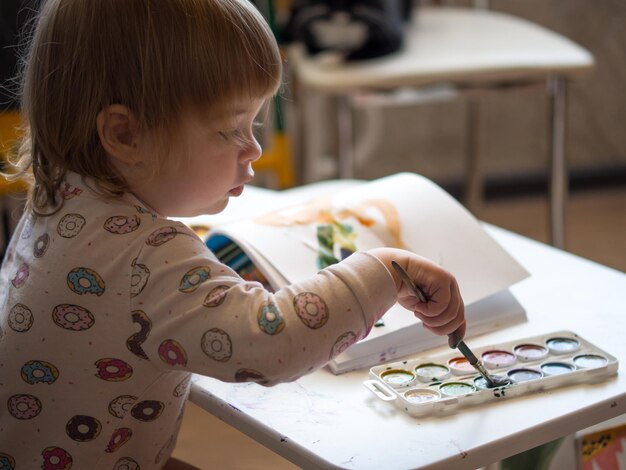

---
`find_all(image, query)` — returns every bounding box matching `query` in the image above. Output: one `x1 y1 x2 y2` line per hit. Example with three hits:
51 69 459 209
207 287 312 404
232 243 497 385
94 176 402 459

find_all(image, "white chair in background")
287 5 594 248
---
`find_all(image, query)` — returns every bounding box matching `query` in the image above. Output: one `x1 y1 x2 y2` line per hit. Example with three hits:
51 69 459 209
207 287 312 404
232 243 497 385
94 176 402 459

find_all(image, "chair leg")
299 87 330 183
464 96 483 213
337 94 355 179
548 76 568 249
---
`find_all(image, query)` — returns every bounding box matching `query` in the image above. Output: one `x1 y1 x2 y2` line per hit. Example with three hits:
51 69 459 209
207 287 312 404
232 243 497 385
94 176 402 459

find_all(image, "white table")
190 225 626 469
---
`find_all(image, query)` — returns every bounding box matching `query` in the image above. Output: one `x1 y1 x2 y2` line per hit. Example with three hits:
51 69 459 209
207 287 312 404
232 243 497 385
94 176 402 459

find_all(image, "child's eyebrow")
211 110 245 126
215 102 263 123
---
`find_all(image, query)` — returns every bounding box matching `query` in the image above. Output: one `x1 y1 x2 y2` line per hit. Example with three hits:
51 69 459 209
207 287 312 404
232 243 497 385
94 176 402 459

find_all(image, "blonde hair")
9 0 282 214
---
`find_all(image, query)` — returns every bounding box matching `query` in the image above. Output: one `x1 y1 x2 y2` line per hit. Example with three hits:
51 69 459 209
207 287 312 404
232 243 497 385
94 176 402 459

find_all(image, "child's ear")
96 105 143 165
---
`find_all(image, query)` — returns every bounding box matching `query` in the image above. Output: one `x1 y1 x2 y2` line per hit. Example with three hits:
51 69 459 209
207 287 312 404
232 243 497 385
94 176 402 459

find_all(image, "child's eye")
218 122 263 147
218 129 242 141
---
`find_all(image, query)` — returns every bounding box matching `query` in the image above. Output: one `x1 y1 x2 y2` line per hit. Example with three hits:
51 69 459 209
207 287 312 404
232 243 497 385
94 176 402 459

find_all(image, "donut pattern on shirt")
0 200 192 468
0 175 389 469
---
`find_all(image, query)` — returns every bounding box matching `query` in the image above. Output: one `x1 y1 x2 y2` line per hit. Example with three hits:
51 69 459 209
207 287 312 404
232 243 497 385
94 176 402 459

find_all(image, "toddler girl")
0 0 465 468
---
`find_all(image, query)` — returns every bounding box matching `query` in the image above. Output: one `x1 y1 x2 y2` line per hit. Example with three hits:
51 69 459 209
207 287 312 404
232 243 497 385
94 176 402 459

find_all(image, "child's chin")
204 199 229 215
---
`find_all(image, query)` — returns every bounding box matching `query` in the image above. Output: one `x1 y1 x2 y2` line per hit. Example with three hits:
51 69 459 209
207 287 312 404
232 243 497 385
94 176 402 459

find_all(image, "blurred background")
291 1 626 188
258 0 626 272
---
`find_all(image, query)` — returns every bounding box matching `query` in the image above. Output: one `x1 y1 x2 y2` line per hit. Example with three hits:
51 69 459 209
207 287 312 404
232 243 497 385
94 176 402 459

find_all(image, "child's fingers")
396 285 424 311
414 281 465 335
413 293 463 329
421 313 465 337
396 272 455 314
415 279 456 318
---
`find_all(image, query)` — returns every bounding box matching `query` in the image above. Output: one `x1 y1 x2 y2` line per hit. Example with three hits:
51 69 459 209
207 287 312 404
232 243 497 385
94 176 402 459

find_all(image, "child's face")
133 99 266 217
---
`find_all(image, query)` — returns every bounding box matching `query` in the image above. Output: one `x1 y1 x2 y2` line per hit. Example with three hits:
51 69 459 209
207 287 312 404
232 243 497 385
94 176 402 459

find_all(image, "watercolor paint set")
363 331 618 417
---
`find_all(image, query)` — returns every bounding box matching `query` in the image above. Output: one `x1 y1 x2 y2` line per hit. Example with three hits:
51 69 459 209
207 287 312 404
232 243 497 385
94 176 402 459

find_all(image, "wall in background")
306 1 626 193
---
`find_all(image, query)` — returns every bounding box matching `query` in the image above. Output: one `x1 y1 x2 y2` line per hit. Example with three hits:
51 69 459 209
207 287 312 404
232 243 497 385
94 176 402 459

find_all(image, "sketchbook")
175 173 529 374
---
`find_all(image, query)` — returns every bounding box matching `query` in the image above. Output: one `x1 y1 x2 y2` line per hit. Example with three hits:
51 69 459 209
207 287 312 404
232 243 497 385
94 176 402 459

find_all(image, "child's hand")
369 247 466 338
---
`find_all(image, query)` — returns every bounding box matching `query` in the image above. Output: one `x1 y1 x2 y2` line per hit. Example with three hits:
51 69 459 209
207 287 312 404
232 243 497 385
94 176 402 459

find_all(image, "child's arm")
132 224 464 386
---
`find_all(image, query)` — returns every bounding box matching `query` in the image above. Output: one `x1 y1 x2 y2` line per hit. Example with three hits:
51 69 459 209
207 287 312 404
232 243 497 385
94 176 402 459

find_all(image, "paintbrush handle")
390 260 428 303
457 340 497 386
456 340 479 365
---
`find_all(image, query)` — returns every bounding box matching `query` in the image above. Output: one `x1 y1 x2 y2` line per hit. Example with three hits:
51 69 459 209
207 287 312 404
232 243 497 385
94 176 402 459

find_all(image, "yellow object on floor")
254 132 295 189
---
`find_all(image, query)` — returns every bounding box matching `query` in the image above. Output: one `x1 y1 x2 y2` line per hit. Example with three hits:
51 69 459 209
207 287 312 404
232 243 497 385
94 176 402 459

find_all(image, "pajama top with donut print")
0 172 397 469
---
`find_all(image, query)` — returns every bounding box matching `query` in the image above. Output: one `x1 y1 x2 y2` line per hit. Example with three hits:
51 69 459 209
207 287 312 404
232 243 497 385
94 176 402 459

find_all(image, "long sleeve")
132 224 397 385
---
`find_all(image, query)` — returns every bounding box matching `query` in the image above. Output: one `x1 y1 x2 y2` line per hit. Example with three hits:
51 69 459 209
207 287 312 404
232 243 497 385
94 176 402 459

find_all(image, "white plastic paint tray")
364 331 619 417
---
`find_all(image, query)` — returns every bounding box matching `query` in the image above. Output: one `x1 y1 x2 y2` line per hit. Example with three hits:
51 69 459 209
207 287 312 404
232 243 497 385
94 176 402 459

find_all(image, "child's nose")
242 137 262 163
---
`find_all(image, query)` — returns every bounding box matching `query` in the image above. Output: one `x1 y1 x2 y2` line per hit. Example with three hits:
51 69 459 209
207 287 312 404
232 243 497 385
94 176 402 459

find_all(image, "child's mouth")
228 185 244 197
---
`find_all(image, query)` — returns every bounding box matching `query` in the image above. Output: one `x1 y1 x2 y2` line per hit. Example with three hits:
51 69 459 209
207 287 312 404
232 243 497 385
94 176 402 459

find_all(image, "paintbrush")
448 331 503 387
391 260 508 388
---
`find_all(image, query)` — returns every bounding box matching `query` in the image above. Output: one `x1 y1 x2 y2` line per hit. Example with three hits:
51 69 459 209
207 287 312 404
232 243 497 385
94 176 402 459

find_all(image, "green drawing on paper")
316 219 357 269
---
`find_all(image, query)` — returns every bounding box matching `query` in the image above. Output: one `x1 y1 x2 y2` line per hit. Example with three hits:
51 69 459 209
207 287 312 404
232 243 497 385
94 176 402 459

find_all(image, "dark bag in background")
282 0 412 60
